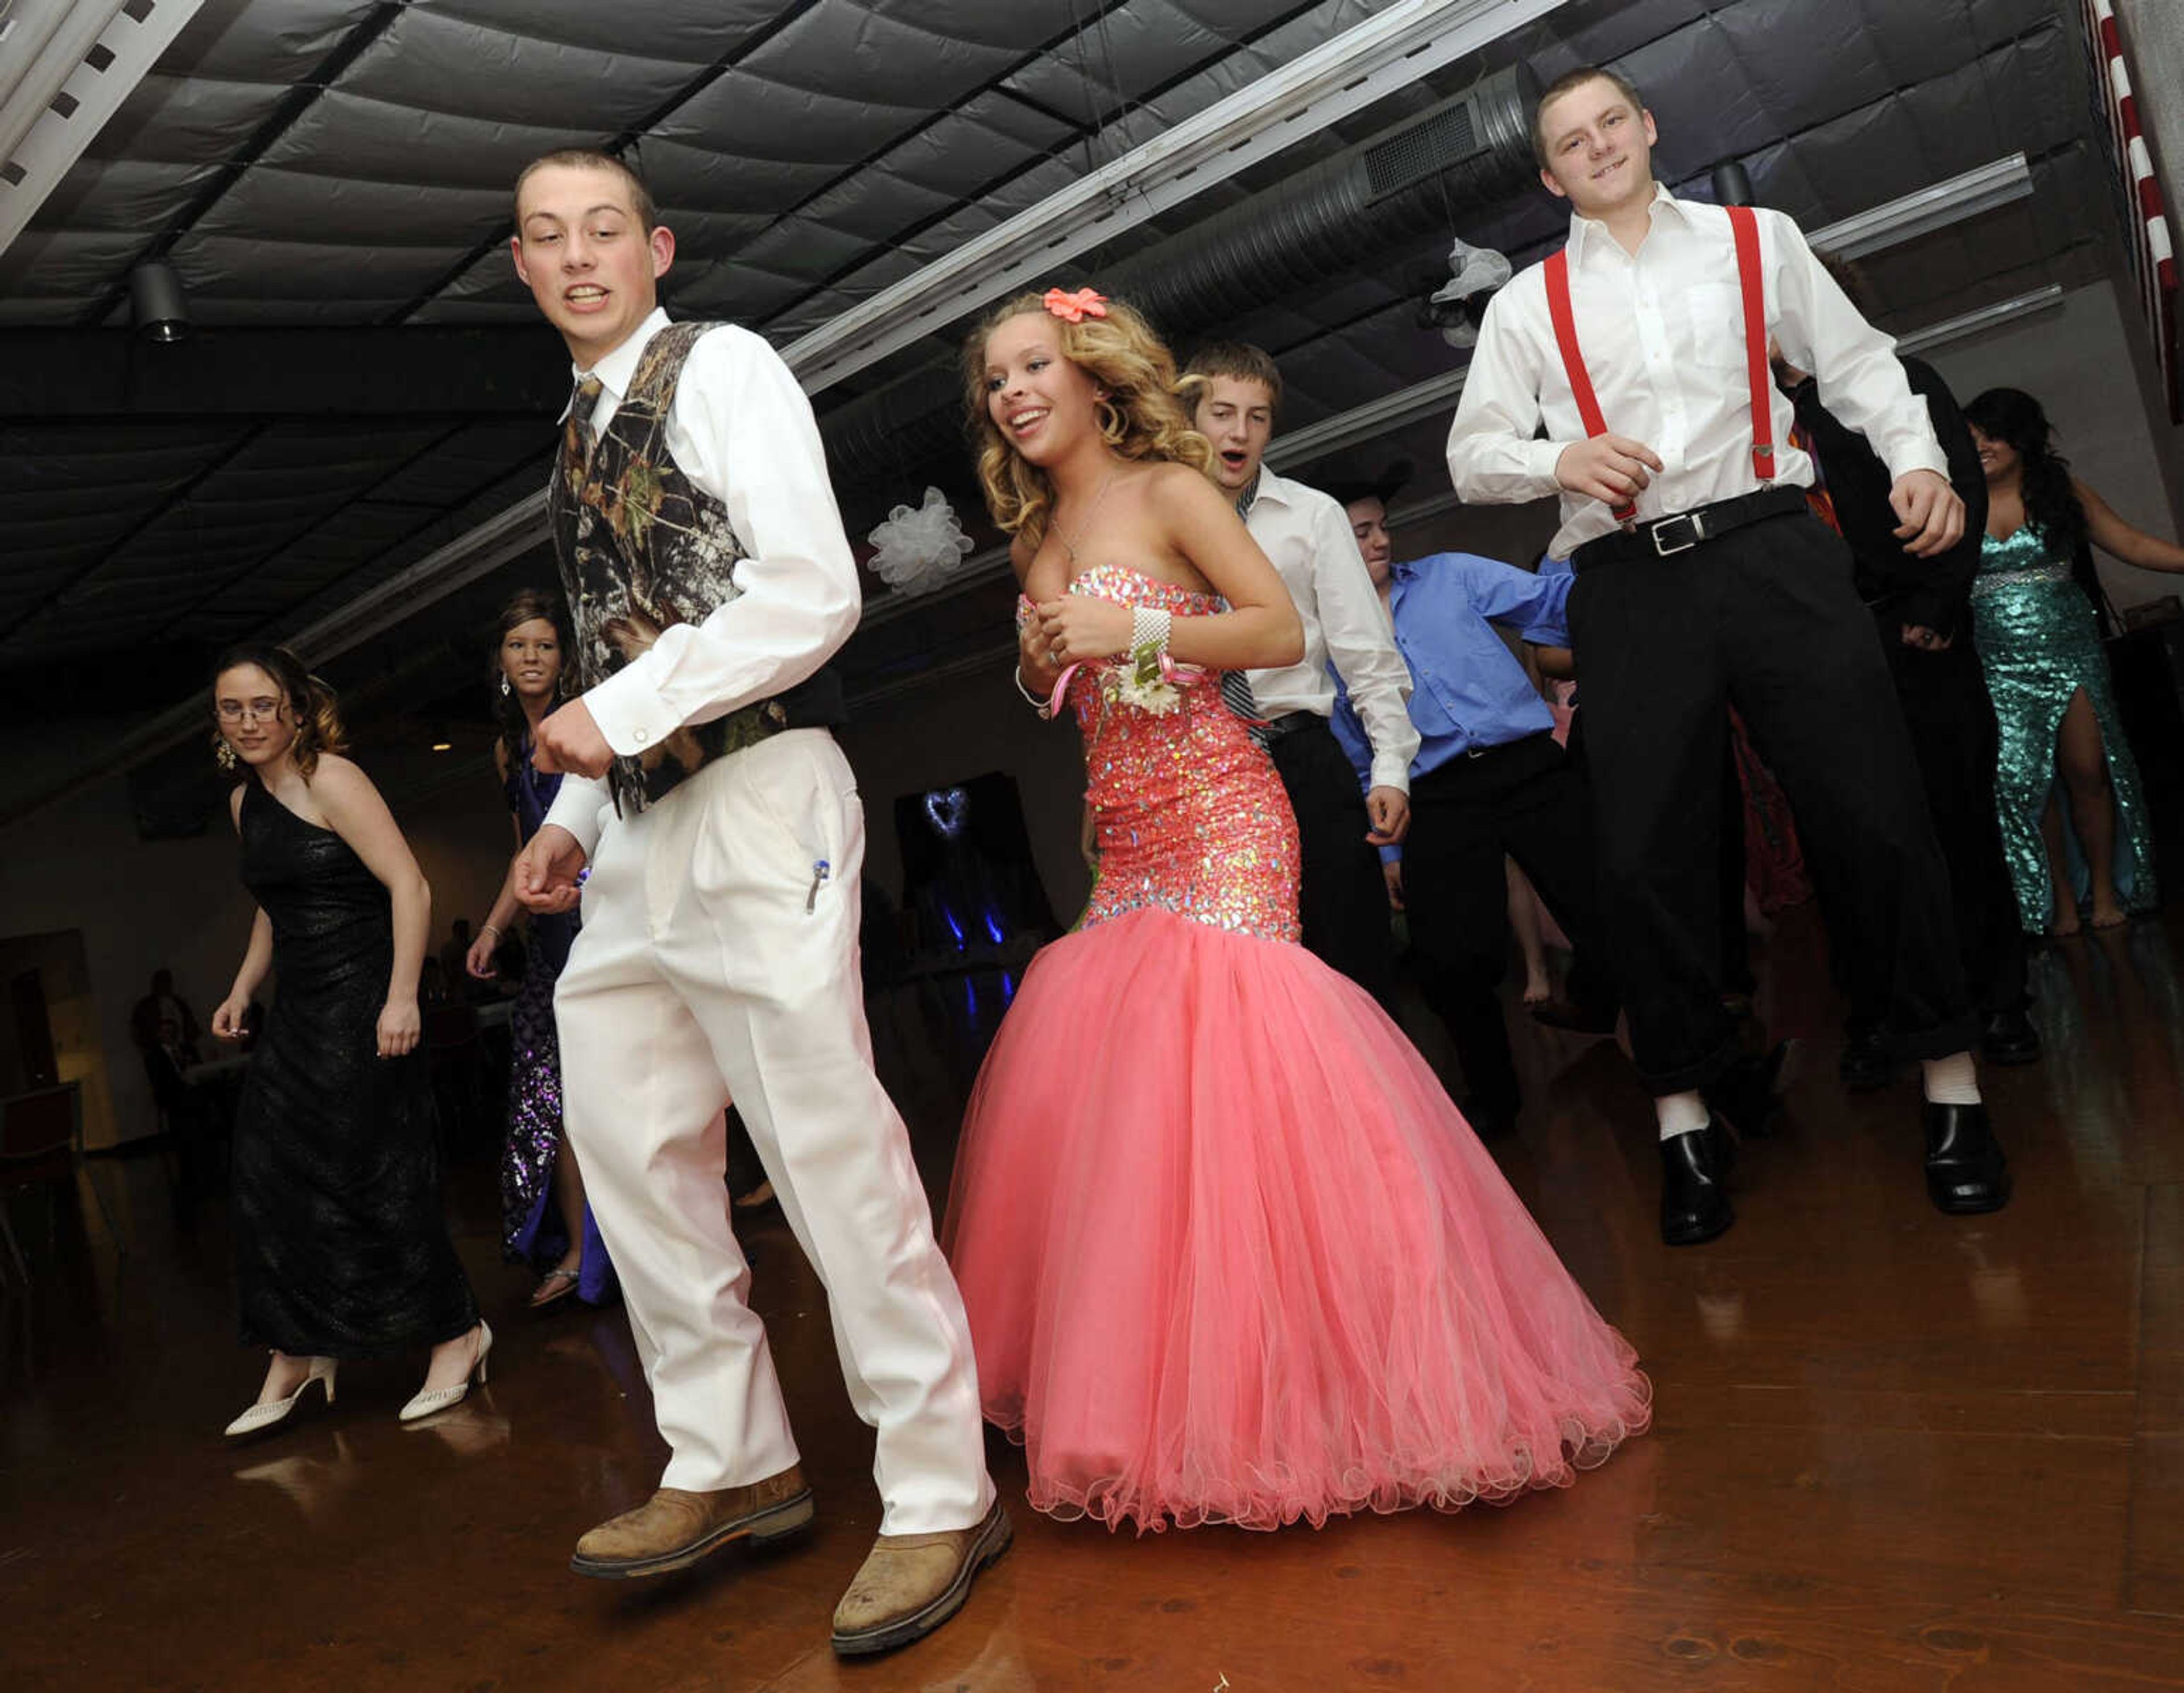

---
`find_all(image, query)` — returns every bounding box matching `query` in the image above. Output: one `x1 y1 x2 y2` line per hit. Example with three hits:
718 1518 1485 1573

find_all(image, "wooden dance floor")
7 906 2184 1690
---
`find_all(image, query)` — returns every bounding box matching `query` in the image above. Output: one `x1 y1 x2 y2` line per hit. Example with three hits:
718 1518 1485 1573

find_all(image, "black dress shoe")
1979 1007 2042 1066
1703 1041 1790 1140
1660 1127 1735 1246
1922 1102 2011 1214
1837 1021 1897 1091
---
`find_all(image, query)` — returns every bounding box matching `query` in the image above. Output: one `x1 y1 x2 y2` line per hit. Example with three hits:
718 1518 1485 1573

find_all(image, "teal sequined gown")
1971 524 2157 930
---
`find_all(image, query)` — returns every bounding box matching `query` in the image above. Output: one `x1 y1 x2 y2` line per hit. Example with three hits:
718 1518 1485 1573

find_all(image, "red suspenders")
1542 244 1630 520
1726 206 1774 486
1542 202 1774 527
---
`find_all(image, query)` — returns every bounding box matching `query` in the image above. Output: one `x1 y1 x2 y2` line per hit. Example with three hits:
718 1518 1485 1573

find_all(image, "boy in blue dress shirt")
1331 486 1615 1139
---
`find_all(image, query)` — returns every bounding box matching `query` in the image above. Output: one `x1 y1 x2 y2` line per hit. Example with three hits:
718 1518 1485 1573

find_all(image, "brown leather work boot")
569 1464 813 1579
829 1496 1013 1657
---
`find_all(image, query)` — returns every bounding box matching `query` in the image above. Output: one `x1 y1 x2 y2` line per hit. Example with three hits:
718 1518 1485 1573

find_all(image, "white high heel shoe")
224 1356 338 1438
398 1321 492 1423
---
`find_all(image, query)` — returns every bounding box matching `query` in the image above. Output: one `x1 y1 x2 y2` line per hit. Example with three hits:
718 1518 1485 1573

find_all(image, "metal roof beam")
780 0 1573 392
0 0 205 257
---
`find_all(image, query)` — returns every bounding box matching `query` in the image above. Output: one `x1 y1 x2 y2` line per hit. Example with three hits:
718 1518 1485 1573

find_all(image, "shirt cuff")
584 661 682 760
542 773 610 861
1880 437 1950 486
1368 755 1413 795
1525 437 1571 491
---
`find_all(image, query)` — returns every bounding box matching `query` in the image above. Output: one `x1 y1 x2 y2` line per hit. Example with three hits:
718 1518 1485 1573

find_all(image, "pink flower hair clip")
1042 286 1108 325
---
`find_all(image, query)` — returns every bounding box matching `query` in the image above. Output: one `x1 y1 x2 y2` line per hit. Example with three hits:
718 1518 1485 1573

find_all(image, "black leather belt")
1258 709 1322 742
1571 485 1810 572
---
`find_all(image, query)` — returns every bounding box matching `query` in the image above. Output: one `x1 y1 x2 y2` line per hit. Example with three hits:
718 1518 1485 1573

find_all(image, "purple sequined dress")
502 744 614 1302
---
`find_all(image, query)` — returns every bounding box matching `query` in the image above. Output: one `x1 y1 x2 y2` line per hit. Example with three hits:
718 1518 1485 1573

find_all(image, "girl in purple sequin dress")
942 290 1648 1534
469 591 614 1308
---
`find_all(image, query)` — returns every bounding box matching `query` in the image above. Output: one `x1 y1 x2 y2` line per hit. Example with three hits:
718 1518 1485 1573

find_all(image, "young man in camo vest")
507 150 1006 1658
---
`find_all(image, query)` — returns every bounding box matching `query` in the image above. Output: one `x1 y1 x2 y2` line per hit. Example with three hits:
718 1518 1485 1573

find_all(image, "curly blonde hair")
962 289 1214 554
210 643 349 780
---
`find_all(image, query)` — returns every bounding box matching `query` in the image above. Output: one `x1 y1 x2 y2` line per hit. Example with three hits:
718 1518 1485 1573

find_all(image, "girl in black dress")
209 645 489 1435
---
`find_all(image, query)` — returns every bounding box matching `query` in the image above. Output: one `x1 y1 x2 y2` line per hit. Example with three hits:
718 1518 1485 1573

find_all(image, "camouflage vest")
547 321 841 816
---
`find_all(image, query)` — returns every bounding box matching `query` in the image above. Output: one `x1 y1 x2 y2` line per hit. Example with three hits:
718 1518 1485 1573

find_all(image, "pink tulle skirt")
942 907 1651 1534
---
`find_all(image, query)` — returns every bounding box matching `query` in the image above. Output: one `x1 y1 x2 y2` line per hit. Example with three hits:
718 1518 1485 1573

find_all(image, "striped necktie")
1222 475 1267 742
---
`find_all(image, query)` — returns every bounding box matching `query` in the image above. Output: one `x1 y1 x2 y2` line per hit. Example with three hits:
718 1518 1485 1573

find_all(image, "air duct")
821 63 1540 500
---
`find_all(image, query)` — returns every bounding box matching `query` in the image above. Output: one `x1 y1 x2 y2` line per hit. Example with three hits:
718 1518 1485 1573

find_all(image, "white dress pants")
556 730 992 1534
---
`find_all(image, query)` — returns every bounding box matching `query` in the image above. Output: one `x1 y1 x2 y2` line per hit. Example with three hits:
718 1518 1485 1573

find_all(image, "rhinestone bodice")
1023 563 1300 942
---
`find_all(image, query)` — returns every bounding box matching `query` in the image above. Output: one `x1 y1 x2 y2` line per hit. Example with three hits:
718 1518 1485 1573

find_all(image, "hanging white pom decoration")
866 486 977 596
1430 237 1513 349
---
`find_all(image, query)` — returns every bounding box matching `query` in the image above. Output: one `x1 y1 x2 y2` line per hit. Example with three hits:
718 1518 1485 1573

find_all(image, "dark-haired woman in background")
209 644 487 1436
1964 388 2184 935
465 591 614 1310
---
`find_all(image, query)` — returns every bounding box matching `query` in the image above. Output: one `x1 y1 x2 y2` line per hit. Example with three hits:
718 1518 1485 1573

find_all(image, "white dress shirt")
1243 467 1420 794
1446 186 1948 558
544 307 861 856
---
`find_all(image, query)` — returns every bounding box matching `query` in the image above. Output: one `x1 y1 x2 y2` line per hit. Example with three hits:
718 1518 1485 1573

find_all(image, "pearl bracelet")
1130 606 1172 673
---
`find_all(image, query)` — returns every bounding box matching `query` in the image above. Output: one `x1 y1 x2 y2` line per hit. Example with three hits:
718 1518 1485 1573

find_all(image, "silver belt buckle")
1651 510 1706 556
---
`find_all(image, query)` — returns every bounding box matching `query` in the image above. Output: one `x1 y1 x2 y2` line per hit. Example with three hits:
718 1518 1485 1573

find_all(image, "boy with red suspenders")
1448 65 2011 1245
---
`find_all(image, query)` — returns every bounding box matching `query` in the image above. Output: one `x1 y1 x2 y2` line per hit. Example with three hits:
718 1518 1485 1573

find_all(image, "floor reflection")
5 909 2184 1688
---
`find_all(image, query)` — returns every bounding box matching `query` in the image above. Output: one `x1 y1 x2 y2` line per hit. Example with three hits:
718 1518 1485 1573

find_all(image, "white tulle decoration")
1430 237 1514 349
866 486 977 595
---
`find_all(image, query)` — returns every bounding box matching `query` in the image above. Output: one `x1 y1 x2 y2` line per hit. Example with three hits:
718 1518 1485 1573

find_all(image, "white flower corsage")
1041 603 1201 719
1108 652 1184 716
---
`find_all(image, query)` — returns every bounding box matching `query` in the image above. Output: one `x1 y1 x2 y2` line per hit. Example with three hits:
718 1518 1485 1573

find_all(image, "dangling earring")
500 673 512 698
214 738 238 773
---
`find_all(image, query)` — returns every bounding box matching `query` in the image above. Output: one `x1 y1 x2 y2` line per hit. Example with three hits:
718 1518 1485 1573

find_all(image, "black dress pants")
1566 510 1976 1094
1400 732 1614 1120
1267 717 1401 1013
1880 624 2029 1018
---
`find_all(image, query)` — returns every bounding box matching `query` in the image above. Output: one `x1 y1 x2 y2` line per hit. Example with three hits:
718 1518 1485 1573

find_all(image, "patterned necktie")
561 373 605 488
1223 475 1267 743
1790 421 1840 535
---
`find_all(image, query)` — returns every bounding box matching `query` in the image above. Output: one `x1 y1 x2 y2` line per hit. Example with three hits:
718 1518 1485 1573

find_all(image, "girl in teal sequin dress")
941 289 1648 1534
1964 388 2184 934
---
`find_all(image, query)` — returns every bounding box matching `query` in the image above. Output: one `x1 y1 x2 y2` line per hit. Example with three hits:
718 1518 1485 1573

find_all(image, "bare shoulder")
1141 459 1222 515
228 783 246 831
1007 534 1038 586
306 754 382 813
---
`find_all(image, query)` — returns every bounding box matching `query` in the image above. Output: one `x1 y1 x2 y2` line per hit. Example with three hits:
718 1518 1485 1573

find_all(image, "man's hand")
1365 787 1410 846
1554 434 1664 508
1889 469 1966 559
514 823 588 914
1900 623 1955 653
1383 860 1405 911
533 698 615 778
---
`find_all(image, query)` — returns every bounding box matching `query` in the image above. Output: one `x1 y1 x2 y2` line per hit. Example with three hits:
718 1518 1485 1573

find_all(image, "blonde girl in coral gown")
943 286 1650 1533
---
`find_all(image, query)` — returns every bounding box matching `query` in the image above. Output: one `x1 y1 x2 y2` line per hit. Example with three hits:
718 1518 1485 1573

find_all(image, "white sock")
1921 1050 1982 1106
1656 1089 1710 1142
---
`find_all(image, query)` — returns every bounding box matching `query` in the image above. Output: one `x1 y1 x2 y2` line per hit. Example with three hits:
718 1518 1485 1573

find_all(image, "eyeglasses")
216 699 283 725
